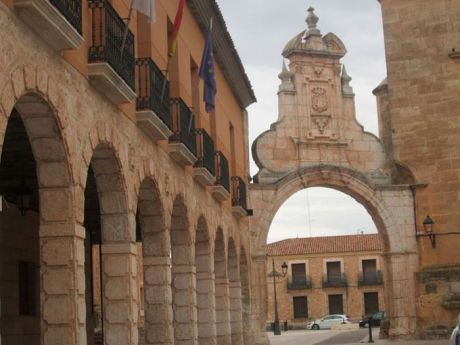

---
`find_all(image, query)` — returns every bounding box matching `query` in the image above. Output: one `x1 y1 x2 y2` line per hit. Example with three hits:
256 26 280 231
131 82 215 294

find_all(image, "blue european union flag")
199 20 216 113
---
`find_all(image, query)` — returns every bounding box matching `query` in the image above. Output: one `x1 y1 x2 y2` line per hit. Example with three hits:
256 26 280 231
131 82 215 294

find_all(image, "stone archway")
214 227 230 344
228 238 243 345
239 246 251 345
0 90 82 344
136 177 173 345
250 165 418 342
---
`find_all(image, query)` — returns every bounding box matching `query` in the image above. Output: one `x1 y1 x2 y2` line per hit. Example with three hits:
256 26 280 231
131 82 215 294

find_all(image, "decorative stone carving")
312 115 330 134
311 87 328 113
313 66 324 77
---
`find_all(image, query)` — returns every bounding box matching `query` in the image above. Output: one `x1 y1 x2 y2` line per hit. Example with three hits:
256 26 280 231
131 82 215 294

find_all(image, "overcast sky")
216 0 386 243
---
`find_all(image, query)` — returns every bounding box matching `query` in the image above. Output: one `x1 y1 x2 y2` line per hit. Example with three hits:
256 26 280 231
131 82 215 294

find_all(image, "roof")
187 0 257 109
266 234 383 256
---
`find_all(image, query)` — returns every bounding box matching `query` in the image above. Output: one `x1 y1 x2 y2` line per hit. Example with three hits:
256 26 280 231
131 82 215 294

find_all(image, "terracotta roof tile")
266 234 383 256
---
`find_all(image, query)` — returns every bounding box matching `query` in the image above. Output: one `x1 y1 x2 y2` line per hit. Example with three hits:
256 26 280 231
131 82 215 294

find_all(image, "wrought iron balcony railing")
231 176 248 210
51 0 82 33
322 273 347 288
194 129 215 176
358 270 383 286
88 0 135 90
215 151 230 192
287 276 312 290
169 98 197 157
136 58 172 129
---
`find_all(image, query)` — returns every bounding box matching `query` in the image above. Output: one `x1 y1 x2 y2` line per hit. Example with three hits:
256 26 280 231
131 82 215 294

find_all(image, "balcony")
322 273 347 288
211 151 230 202
13 0 83 51
135 58 172 141
358 270 383 286
193 129 216 187
287 277 312 290
168 98 197 166
88 0 136 104
231 176 248 218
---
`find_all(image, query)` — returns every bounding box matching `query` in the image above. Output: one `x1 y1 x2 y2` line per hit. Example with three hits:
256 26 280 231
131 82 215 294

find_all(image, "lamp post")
268 259 288 335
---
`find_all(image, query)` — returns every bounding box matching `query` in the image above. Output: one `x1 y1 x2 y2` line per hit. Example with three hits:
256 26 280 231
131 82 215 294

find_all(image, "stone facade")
0 1 257 345
265 235 386 327
377 0 460 338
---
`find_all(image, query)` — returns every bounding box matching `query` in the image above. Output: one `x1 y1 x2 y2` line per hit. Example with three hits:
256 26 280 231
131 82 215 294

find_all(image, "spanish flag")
168 0 186 58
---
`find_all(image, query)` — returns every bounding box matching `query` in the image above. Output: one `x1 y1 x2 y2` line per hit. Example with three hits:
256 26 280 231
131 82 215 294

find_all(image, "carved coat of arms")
311 87 328 113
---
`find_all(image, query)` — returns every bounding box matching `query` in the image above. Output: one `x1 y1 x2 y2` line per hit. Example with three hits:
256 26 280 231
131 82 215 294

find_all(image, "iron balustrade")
322 273 348 288
287 276 312 290
194 129 215 176
88 0 135 90
169 98 197 157
214 151 229 192
231 176 247 210
50 0 82 34
358 270 383 286
136 58 172 130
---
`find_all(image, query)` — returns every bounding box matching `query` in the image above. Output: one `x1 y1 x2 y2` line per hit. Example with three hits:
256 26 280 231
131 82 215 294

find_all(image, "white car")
307 314 350 330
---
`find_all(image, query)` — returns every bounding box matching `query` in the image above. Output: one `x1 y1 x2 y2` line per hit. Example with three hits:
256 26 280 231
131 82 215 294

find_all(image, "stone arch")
136 177 173 345
82 139 137 344
214 227 230 344
0 84 83 344
250 164 418 338
195 216 216 344
228 237 243 345
239 246 251 345
170 194 197 344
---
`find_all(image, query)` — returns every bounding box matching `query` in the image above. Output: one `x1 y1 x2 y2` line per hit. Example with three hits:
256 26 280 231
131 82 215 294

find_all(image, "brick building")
0 0 257 344
266 234 386 327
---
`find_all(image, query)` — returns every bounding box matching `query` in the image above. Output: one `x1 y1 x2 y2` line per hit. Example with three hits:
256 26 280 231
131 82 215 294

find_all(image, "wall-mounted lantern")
16 181 31 216
418 215 436 248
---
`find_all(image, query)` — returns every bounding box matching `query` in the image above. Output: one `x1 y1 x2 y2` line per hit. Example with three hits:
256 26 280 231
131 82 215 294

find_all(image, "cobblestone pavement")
268 329 450 345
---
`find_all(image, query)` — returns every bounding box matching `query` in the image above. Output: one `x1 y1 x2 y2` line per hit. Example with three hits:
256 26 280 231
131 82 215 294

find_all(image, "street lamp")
268 259 288 335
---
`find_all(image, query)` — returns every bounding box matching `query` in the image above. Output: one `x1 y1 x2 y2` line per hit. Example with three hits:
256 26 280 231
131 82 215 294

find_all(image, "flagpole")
120 0 135 59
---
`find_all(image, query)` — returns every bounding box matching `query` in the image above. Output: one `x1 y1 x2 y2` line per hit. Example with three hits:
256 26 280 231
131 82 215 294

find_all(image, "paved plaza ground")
267 329 450 345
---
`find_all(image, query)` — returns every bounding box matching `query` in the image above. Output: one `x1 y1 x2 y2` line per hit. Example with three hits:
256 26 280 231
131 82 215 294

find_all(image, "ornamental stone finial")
305 6 321 37
278 60 293 80
341 65 354 96
278 60 295 93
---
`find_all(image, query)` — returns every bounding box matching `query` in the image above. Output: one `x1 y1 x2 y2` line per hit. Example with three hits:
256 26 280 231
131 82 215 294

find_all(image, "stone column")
101 243 138 345
196 268 217 345
250 254 269 345
215 277 231 345
229 281 244 345
40 221 87 345
172 261 198 345
143 256 174 345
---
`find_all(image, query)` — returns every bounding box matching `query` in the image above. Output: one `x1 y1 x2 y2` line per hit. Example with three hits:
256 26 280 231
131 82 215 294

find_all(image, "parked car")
359 311 386 328
307 314 350 330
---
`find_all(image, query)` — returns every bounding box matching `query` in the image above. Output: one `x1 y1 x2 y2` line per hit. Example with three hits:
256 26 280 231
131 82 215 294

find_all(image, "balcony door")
326 261 341 282
362 259 377 281
292 263 306 284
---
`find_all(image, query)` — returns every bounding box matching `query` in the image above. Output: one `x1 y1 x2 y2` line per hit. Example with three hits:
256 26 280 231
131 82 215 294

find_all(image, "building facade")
0 0 257 345
266 234 386 327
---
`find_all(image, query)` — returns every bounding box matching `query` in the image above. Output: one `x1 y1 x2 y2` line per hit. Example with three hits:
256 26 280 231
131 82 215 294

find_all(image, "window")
328 294 343 315
291 263 306 283
293 296 308 318
364 292 379 314
362 259 377 280
18 261 37 315
327 261 341 281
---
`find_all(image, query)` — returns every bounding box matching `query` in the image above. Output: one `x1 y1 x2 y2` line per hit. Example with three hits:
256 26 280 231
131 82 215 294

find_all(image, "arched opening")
266 186 384 328
136 177 173 345
214 227 230 344
83 143 135 344
228 238 243 345
170 195 197 343
0 93 75 344
239 247 251 345
195 216 216 344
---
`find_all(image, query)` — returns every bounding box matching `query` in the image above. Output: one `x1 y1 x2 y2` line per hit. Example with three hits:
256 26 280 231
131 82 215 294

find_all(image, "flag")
133 0 156 23
199 19 216 113
168 0 186 58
